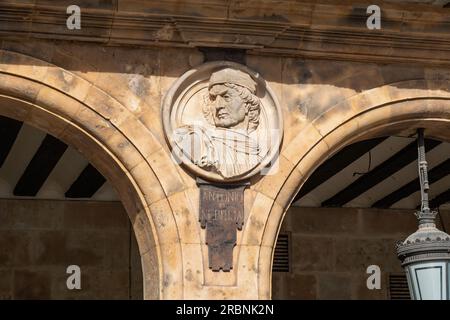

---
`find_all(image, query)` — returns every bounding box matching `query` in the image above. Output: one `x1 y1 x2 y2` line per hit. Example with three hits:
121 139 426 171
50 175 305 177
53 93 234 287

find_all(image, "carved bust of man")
173 68 262 179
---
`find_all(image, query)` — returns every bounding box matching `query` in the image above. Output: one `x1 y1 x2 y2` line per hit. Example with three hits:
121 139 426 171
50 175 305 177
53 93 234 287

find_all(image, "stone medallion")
162 61 283 182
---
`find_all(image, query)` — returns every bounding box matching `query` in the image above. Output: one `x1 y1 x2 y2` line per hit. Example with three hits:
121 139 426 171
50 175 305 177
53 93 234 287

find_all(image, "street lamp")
396 128 450 300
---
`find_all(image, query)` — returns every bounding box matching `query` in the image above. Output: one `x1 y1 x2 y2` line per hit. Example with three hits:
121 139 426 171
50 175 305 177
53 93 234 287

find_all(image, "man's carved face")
209 84 246 128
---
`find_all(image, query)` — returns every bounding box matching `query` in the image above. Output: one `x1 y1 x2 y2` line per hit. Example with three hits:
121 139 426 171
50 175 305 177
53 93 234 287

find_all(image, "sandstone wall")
1 38 449 299
0 199 142 299
273 207 450 299
3 38 446 160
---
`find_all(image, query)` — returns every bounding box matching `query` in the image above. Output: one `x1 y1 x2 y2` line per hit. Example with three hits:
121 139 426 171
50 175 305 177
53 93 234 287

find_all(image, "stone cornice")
1 0 449 65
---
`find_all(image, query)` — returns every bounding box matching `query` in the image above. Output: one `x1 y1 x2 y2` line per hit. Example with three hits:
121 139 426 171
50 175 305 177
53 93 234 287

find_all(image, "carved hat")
209 68 256 93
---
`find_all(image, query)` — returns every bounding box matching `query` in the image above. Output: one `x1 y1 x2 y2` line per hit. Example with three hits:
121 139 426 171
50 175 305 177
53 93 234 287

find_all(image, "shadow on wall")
272 206 450 300
0 199 143 300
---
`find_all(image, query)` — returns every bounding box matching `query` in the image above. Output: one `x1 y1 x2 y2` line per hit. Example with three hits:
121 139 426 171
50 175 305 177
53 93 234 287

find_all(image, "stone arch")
250 79 450 299
0 49 189 299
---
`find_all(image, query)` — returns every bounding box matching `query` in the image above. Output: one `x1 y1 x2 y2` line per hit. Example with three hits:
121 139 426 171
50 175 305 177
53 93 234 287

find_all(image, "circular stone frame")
162 61 283 183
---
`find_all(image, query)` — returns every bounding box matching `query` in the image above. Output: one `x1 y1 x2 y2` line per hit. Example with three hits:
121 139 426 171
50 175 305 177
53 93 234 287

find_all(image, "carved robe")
173 125 262 179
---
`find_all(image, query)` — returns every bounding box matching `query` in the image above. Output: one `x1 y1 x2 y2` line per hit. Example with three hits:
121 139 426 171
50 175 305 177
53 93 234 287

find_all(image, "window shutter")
388 273 410 300
272 233 290 272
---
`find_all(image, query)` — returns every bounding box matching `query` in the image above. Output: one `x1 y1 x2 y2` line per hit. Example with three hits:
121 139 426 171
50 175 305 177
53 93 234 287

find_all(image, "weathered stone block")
129 160 166 205
289 207 358 235
168 190 201 245
35 0 115 10
0 94 30 122
273 273 317 300
0 231 32 267
43 67 91 102
116 115 162 160
130 234 144 300
32 230 67 266
102 132 144 170
0 199 63 230
35 86 82 120
333 65 384 93
334 238 399 273
0 73 42 103
149 199 180 246
102 231 131 269
78 268 130 299
2 40 54 63
0 269 12 300
241 192 273 246
358 208 418 237
13 270 51 299
318 273 351 300
141 249 160 300
63 201 128 230
25 107 70 138
380 64 425 85
292 235 333 272
254 155 295 201
274 167 305 209
145 149 186 197
281 123 324 165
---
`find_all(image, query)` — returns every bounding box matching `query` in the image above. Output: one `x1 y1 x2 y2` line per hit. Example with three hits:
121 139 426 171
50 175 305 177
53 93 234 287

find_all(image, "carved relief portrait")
162 61 283 182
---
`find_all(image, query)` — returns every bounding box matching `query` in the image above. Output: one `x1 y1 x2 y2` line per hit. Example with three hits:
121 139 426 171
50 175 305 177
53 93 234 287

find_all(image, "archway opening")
272 131 450 299
0 115 144 299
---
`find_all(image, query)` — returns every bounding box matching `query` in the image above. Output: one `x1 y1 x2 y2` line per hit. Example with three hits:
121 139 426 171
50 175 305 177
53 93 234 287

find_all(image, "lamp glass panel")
448 262 450 300
408 262 446 300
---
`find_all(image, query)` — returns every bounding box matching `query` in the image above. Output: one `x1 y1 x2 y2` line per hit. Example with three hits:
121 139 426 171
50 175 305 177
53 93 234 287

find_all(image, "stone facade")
0 199 142 299
274 207 450 299
0 1 449 299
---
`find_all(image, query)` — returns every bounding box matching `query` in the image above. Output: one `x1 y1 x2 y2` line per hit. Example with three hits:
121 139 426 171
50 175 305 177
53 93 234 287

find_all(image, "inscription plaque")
198 180 247 271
